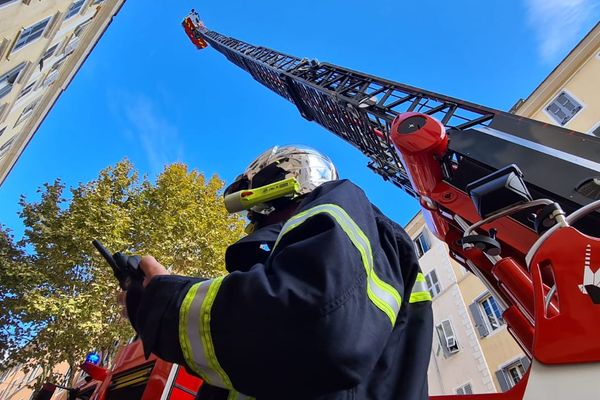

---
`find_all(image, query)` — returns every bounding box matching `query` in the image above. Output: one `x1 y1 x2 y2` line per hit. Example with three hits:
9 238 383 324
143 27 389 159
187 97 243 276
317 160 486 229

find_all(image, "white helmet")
224 145 338 215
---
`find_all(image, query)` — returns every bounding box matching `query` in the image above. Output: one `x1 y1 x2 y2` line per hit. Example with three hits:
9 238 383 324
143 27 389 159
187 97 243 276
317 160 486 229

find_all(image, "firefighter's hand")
117 256 170 319
138 256 170 288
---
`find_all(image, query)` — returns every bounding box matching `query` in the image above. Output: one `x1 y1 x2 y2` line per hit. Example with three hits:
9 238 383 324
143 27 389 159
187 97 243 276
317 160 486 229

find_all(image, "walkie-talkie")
92 239 144 290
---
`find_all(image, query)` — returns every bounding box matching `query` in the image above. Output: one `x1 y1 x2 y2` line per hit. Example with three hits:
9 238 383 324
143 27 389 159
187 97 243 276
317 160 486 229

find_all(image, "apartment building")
511 22 600 136
405 213 527 395
0 0 125 186
0 362 70 400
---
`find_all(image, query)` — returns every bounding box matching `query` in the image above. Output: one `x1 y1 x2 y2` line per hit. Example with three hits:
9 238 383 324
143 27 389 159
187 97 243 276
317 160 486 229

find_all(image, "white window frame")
478 293 504 332
16 80 36 102
12 16 52 53
0 137 15 159
14 99 39 126
0 0 18 9
74 18 93 37
413 230 431 258
64 0 86 20
436 319 459 356
0 62 26 99
456 382 473 395
42 43 60 61
425 269 441 297
501 359 526 388
588 121 600 138
543 89 584 127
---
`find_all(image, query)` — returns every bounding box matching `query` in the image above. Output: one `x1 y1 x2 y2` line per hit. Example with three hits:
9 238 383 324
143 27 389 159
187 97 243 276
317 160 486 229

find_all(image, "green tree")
0 160 244 389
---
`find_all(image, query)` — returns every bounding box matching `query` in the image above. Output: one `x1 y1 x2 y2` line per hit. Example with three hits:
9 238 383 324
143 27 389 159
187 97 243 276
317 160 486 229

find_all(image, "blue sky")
1 0 599 239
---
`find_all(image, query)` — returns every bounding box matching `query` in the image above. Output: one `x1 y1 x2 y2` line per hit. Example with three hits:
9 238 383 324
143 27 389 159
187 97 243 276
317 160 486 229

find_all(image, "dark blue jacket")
130 179 433 400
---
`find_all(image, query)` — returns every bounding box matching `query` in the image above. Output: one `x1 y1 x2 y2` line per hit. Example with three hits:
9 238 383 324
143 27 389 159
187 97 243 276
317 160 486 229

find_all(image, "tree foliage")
0 160 245 387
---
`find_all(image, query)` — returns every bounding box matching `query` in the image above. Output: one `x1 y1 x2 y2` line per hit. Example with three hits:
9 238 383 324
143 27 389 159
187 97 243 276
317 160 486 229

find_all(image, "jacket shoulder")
297 179 370 212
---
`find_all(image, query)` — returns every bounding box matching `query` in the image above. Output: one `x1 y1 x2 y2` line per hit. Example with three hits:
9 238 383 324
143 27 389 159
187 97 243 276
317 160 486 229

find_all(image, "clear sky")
1 0 599 239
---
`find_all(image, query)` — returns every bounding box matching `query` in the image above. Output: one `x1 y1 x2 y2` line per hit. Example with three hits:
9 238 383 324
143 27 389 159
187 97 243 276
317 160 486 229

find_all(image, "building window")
17 81 36 101
65 0 86 20
42 43 59 61
0 137 15 159
425 270 441 297
0 63 26 99
0 103 7 123
74 19 93 37
470 293 504 337
456 383 473 395
480 294 504 332
496 357 530 391
13 17 52 52
545 91 583 126
0 0 18 8
436 319 459 357
413 231 431 258
14 100 38 126
589 122 600 138
62 35 81 56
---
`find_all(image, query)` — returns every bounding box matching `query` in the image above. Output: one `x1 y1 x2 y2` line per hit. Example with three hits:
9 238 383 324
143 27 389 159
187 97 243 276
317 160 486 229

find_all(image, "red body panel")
78 340 203 400
182 18 208 49
530 227 600 364
390 112 600 398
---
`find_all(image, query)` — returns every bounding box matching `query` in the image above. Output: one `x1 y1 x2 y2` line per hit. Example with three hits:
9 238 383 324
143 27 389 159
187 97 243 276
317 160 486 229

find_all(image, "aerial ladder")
36 11 600 400
182 11 600 400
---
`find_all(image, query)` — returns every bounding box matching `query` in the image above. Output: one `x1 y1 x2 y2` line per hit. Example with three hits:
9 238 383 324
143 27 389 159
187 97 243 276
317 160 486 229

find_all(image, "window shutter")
469 302 489 337
520 356 531 371
442 320 455 347
545 91 582 126
422 230 431 252
495 369 511 392
435 325 450 358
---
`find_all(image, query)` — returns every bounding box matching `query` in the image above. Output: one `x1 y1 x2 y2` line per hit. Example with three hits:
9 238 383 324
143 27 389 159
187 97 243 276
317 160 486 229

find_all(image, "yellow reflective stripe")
200 276 233 388
409 291 432 303
275 203 402 325
227 392 255 400
179 278 233 389
409 273 432 303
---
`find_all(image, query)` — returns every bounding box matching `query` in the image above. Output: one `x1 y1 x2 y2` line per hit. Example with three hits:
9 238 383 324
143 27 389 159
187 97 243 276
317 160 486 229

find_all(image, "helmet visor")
224 174 250 197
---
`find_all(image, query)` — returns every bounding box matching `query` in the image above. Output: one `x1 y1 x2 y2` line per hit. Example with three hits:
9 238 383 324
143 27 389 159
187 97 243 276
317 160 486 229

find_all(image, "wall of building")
0 361 70 400
0 0 125 186
405 212 526 395
513 23 600 136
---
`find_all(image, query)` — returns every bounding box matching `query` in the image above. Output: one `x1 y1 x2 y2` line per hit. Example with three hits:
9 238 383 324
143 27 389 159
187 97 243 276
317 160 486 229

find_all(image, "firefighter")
120 145 433 400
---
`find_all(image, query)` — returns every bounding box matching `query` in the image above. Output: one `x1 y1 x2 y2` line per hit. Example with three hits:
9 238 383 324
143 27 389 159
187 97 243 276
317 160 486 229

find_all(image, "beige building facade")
512 22 600 136
0 361 71 400
0 0 125 187
405 213 527 395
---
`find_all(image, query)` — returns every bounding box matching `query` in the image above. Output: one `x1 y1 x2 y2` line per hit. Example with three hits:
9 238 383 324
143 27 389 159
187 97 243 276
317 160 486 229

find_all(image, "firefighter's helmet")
223 145 338 215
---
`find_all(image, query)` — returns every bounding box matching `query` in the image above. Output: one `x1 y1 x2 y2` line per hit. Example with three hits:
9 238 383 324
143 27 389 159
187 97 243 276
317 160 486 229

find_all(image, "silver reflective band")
412 279 429 294
409 273 432 303
180 279 233 389
275 203 402 325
